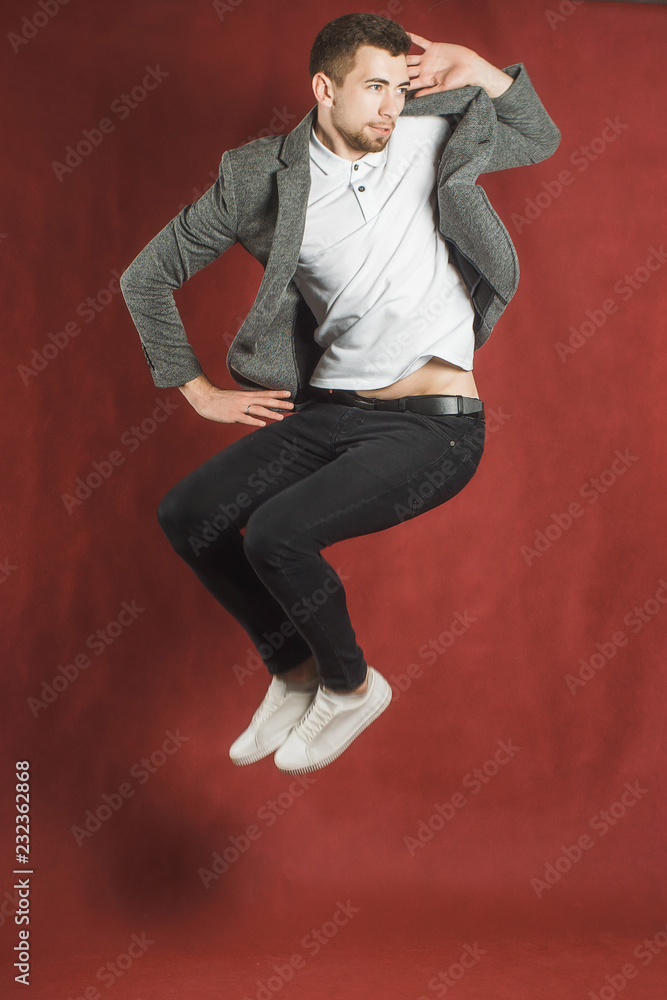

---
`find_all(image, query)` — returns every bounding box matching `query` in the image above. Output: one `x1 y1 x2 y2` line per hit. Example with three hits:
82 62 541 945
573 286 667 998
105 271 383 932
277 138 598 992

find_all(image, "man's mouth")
369 124 392 135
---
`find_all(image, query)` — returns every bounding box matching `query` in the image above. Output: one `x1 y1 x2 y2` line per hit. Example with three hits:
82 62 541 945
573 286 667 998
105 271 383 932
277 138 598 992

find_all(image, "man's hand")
178 373 294 427
406 33 514 99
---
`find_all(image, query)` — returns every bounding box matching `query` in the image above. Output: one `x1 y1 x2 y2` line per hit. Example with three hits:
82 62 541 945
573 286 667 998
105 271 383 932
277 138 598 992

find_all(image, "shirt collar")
309 122 387 176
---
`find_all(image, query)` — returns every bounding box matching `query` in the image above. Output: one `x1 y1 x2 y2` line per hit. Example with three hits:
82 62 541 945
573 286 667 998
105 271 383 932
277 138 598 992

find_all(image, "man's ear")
312 71 335 107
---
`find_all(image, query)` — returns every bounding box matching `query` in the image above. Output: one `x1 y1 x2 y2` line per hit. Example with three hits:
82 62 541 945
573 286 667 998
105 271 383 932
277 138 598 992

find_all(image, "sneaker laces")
294 695 334 743
251 681 286 727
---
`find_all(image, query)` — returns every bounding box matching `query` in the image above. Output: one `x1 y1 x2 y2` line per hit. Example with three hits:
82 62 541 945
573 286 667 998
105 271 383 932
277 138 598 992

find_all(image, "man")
120 13 560 775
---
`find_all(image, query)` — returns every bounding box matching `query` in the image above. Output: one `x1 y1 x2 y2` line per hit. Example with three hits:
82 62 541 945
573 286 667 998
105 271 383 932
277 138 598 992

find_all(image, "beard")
330 107 392 153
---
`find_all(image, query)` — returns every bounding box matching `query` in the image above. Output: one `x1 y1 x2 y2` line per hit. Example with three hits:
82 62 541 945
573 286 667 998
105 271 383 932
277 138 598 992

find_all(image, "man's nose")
378 92 401 118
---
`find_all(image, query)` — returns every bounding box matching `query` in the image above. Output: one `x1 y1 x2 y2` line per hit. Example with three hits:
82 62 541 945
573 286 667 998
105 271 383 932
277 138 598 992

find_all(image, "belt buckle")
348 391 376 410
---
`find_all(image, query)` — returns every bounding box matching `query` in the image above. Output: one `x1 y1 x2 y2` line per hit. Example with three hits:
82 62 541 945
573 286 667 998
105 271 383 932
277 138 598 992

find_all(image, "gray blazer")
120 62 560 409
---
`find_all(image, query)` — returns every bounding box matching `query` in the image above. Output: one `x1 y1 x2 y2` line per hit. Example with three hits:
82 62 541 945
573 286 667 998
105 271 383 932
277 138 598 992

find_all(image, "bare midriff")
352 357 479 400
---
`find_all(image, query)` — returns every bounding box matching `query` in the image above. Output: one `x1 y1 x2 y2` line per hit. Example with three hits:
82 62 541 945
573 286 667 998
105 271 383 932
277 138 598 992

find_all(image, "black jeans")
157 394 485 691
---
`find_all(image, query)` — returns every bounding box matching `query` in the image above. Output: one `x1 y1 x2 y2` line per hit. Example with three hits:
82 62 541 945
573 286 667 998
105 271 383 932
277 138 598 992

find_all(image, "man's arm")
119 149 239 389
406 34 561 170
119 150 295 426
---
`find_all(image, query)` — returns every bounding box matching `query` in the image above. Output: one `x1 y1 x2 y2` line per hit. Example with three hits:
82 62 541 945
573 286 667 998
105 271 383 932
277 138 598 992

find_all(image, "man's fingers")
238 389 294 426
407 31 432 49
245 399 293 422
246 391 293 407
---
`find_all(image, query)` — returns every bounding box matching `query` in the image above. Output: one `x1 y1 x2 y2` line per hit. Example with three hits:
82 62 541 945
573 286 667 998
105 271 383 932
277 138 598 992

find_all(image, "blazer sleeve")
482 62 561 173
119 149 239 388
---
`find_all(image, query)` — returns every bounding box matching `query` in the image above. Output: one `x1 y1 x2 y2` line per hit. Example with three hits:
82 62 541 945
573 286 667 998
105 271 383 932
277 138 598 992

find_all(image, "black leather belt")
310 387 485 418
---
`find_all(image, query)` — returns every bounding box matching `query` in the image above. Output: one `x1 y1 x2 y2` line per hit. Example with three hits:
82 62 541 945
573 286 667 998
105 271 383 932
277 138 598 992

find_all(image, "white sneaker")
273 667 392 774
229 675 319 766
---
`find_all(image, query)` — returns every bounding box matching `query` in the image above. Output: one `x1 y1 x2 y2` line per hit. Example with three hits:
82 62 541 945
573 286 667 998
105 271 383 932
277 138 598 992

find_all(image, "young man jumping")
120 13 560 775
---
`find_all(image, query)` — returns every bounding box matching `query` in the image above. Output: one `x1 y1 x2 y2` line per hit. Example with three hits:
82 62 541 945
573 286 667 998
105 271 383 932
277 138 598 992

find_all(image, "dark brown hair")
309 12 412 87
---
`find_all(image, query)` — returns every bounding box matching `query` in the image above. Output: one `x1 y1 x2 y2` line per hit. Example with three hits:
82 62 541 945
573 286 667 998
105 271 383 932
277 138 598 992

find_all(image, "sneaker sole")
274 679 393 775
230 732 292 767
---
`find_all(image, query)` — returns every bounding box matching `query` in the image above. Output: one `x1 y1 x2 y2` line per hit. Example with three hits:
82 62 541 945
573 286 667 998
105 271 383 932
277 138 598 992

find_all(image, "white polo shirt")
293 115 477 390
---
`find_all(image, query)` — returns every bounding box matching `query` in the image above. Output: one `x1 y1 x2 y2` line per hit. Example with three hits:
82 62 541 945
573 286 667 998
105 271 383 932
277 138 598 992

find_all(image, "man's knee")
243 508 288 568
156 486 188 541
243 512 271 559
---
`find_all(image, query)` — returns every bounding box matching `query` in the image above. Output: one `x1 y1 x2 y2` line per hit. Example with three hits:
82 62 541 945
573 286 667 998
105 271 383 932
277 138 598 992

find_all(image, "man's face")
321 45 410 154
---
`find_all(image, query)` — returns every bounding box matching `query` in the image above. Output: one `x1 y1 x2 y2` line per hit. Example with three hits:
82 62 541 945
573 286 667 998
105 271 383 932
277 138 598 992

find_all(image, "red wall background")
2 0 666 997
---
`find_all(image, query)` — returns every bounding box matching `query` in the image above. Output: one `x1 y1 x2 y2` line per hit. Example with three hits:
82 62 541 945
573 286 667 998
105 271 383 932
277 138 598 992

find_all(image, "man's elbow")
119 258 153 303
528 121 561 164
119 263 137 300
543 121 562 158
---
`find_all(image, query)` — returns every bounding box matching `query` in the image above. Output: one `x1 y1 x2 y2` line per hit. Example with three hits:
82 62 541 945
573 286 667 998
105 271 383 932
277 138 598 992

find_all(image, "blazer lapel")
250 105 317 320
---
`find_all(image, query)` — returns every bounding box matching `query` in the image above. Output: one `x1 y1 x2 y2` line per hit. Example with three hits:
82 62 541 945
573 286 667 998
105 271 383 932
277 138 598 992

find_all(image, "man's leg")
240 404 484 691
157 402 349 766
157 401 345 677
238 402 485 773
158 398 484 770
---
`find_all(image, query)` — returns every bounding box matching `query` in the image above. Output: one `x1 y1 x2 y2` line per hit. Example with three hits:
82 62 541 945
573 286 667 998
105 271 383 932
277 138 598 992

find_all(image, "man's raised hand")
406 33 513 99
407 34 479 96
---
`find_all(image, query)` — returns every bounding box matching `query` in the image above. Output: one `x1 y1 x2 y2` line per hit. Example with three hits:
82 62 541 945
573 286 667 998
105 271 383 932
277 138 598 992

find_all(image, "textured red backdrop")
2 0 666 997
